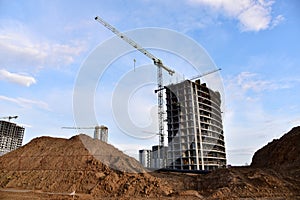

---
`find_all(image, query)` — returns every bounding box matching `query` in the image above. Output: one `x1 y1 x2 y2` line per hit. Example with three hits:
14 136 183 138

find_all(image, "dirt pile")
249 126 300 197
251 126 300 169
0 134 172 198
1 127 300 199
194 167 297 199
187 127 300 199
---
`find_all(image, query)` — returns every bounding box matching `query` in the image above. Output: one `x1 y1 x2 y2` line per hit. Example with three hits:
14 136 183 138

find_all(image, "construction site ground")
0 167 298 200
0 127 299 199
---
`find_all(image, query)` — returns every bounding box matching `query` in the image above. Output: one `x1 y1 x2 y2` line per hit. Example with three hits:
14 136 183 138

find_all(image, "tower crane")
0 115 18 122
95 16 175 148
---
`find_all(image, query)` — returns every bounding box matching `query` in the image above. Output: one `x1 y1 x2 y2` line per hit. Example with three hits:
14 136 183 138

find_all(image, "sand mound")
195 167 297 199
0 134 172 197
251 126 300 169
1 127 300 199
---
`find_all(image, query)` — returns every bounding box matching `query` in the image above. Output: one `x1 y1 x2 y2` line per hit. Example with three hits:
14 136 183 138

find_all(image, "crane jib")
95 16 175 75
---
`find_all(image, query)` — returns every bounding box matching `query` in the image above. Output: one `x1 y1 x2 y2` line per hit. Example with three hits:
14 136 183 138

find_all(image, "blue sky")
0 0 299 165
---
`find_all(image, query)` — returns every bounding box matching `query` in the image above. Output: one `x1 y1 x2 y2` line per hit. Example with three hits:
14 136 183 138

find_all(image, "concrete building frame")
0 120 24 156
166 79 226 170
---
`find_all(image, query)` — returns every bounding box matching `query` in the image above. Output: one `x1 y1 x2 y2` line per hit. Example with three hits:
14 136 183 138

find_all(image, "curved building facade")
166 79 226 170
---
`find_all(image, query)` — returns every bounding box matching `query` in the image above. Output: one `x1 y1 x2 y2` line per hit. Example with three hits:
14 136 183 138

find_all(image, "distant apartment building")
139 146 168 169
0 120 25 156
150 145 168 169
94 125 108 143
139 149 151 168
165 79 226 170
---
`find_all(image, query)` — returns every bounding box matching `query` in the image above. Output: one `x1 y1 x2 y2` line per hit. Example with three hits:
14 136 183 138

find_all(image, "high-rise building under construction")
166 79 226 170
0 120 24 156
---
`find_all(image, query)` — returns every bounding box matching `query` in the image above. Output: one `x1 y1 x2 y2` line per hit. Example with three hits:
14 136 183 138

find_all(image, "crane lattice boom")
190 68 221 80
95 16 176 150
94 16 175 75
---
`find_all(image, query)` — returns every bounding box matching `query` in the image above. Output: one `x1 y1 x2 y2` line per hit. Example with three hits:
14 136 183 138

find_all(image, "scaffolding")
0 120 24 156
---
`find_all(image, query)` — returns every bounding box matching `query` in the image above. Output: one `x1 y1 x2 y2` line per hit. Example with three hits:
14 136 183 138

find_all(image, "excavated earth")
0 127 299 199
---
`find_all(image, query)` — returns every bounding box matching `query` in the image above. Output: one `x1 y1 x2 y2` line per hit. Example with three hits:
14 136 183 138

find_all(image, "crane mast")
95 16 175 150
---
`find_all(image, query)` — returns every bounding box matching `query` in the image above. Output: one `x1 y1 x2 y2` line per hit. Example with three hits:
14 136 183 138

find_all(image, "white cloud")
271 14 285 28
0 95 49 110
188 0 282 31
235 71 290 92
223 71 300 164
0 69 36 87
0 20 86 72
288 118 300 127
238 4 271 31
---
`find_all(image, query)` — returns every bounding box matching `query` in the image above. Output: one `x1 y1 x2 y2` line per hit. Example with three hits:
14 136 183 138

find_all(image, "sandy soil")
0 127 299 199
